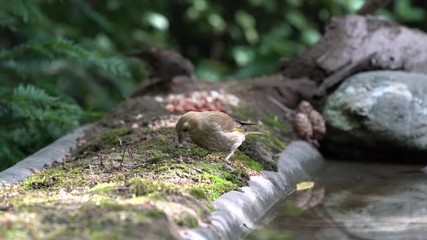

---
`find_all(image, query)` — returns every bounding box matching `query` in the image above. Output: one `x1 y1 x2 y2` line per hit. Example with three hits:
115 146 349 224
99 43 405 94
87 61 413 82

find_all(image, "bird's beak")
178 134 183 144
177 133 185 147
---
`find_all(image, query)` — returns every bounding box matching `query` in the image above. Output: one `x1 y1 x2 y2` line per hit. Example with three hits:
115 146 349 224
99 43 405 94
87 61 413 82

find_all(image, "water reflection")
246 161 427 240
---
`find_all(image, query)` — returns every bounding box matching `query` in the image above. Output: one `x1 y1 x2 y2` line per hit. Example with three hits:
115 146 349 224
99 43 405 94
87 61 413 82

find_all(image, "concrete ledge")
0 125 92 184
180 141 324 240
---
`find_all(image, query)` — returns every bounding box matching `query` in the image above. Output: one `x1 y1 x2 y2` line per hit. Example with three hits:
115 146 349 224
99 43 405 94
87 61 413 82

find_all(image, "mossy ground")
0 98 291 239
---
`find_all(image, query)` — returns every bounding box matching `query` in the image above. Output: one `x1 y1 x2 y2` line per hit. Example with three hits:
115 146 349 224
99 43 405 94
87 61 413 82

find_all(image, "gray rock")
322 70 427 161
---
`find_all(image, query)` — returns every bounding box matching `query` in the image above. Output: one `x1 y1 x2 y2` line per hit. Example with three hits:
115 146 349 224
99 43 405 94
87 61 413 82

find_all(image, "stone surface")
322 70 427 161
181 141 324 240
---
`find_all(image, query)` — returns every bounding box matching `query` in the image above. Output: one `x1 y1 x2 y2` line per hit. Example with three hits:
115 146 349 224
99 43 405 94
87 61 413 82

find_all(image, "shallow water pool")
246 160 427 240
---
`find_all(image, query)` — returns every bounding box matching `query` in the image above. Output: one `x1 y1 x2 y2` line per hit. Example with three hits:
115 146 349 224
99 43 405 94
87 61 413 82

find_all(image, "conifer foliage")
0 1 132 169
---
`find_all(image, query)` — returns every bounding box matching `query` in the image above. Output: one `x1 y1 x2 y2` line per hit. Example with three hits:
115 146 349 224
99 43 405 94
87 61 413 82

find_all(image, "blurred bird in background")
176 111 261 162
128 46 196 97
293 100 326 147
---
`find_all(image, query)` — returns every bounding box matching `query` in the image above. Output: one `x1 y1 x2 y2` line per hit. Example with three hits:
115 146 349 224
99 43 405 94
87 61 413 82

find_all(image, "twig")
267 96 295 119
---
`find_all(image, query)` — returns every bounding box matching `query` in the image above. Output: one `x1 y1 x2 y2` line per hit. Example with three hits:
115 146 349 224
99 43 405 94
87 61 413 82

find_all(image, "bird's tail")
245 131 266 136
236 120 258 126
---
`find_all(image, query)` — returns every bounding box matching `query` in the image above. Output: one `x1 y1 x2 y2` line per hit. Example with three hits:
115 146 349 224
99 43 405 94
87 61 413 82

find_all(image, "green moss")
19 164 127 192
144 208 167 218
175 213 198 228
100 127 131 145
186 217 198 228
207 204 216 212
89 231 123 240
251 133 285 153
241 157 262 172
33 201 171 239
153 163 196 182
271 135 286 150
1 231 31 240
82 127 131 152
0 109 285 239
263 115 288 132
128 177 177 197
188 187 208 200
263 135 286 152
248 115 287 152
20 168 83 190
197 173 239 200
93 198 140 212
231 106 254 121
148 160 248 200
91 183 121 194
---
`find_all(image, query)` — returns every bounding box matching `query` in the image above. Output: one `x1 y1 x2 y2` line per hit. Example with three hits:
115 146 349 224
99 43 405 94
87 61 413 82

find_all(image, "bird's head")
129 46 197 82
297 100 313 114
176 111 199 145
169 58 196 82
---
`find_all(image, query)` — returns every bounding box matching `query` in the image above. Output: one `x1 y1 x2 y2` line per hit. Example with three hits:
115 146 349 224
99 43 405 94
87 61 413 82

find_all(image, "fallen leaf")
296 181 315 191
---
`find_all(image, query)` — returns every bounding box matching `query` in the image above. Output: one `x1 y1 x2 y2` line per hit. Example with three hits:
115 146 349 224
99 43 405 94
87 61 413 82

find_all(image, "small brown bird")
293 112 314 144
176 111 258 161
128 46 196 97
293 101 326 146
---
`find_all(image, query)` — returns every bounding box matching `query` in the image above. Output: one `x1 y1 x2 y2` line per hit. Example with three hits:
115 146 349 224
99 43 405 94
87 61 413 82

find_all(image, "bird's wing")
221 117 244 133
293 113 314 139
203 112 244 133
308 110 326 139
235 120 257 126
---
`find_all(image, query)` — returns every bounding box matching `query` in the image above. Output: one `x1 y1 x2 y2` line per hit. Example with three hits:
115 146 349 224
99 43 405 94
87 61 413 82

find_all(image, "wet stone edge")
0 125 92 184
180 141 324 240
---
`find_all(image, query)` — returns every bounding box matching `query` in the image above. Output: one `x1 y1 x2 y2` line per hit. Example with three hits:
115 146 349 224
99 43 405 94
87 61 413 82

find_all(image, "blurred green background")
0 0 425 170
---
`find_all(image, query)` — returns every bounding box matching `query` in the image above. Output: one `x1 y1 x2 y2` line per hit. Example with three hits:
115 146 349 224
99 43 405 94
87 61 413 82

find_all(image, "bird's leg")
222 150 235 171
225 150 235 161
176 142 184 162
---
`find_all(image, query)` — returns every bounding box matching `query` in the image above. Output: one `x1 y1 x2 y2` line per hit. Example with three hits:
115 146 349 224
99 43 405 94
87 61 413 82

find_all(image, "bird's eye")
183 127 188 132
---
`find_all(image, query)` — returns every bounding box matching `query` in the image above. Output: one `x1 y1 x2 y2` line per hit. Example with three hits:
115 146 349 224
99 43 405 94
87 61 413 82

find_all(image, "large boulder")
322 70 427 161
